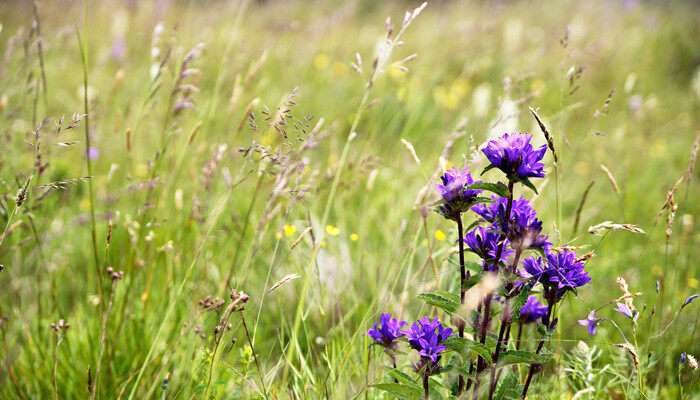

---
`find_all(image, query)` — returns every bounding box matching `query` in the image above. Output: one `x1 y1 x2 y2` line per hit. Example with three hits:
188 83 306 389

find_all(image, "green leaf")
510 284 532 322
481 164 497 176
444 336 492 363
518 177 539 194
498 350 551 366
467 182 510 198
493 372 522 400
417 291 460 313
371 383 423 400
385 368 418 386
464 271 486 290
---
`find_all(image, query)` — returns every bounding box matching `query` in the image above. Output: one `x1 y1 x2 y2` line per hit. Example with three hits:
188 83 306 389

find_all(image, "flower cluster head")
482 133 547 180
519 296 548 324
404 317 453 365
366 313 407 350
463 225 514 271
472 196 549 254
520 249 590 300
435 166 482 220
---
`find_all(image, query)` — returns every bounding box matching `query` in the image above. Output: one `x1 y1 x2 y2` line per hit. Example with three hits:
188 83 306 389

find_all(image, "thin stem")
76 1 102 301
91 279 116 400
516 323 523 351
423 369 430 400
457 214 466 395
242 315 268 399
53 335 63 400
521 299 554 399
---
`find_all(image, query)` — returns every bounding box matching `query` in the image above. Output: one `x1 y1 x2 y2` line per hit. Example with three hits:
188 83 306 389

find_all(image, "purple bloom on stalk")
482 133 547 180
403 317 452 365
435 166 481 202
519 296 548 324
613 302 639 323
577 310 600 336
471 195 533 223
680 352 686 366
462 226 514 271
366 313 406 350
520 250 590 300
435 167 482 220
472 196 549 253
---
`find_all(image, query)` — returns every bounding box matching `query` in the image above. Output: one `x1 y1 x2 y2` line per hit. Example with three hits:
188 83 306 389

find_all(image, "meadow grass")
0 0 698 398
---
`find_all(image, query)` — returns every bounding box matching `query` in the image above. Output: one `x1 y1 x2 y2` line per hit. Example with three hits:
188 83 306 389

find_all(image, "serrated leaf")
372 383 423 400
385 368 418 386
444 336 492 363
472 196 498 205
498 350 551 366
510 284 532 322
493 372 522 400
464 271 486 290
467 182 510 198
418 292 460 313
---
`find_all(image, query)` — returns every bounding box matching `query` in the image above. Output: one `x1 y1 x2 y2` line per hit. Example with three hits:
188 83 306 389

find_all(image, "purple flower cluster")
481 133 547 180
462 226 514 271
519 296 548 324
435 166 482 219
367 315 452 366
520 250 590 299
366 313 406 350
404 317 453 364
435 167 481 202
472 195 548 253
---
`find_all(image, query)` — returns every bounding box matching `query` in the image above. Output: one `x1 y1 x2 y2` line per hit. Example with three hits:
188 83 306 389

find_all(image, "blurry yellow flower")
435 229 446 241
320 240 327 247
690 278 698 289
388 65 406 81
141 291 148 302
331 61 347 77
450 78 471 98
314 53 330 70
326 225 340 236
283 224 297 237
530 79 546 94
135 163 148 178
275 231 283 240
350 233 359 242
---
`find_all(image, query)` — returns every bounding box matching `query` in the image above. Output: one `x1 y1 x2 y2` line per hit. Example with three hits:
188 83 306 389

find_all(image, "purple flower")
472 196 548 253
403 317 453 365
366 313 407 350
578 310 600 336
682 294 698 309
435 166 481 202
471 195 533 223
435 167 482 219
613 302 639 323
482 133 547 180
85 146 99 160
519 296 548 324
680 352 687 366
462 226 514 271
520 249 590 300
